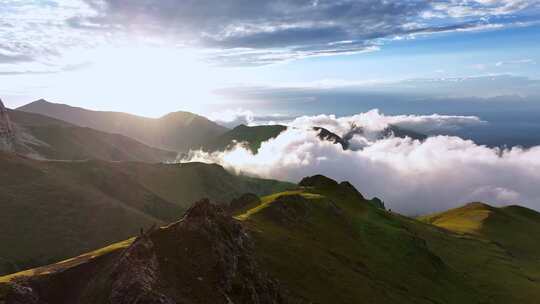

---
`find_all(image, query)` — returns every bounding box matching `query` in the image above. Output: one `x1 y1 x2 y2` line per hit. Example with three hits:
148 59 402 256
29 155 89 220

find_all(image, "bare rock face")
140 199 284 304
0 99 15 151
4 199 284 304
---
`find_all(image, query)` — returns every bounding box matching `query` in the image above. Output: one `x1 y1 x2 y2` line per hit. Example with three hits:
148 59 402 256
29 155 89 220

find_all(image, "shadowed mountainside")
202 124 287 153
0 153 292 276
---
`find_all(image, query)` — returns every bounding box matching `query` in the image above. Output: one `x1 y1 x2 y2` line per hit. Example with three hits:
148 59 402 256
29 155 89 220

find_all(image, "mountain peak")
299 174 339 189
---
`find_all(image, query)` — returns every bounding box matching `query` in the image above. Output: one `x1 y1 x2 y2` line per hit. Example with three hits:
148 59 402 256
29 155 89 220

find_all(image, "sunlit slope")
18 99 228 152
237 177 540 303
419 202 540 292
8 109 177 162
420 202 540 257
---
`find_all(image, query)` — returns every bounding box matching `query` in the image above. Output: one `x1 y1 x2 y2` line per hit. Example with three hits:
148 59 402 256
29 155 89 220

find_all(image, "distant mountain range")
18 99 228 152
5 99 430 162
1 175 538 303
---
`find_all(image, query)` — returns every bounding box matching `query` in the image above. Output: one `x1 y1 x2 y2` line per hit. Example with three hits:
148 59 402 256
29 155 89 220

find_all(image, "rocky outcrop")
313 127 348 150
4 200 284 304
299 175 365 201
299 174 339 189
0 99 15 152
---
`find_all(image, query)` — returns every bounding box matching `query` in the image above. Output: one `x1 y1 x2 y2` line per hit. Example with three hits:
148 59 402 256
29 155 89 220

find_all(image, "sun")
45 45 230 117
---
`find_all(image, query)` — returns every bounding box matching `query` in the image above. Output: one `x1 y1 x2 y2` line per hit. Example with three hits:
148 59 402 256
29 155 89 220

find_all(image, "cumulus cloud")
181 111 540 215
288 109 485 136
208 108 255 128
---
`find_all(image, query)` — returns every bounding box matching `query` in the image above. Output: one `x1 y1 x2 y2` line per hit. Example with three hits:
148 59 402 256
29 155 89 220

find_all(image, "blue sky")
0 0 539 117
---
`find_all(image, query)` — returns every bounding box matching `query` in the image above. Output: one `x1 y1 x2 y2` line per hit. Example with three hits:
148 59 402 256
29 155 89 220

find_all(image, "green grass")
418 202 493 235
235 190 322 220
240 189 540 303
0 238 133 283
2 173 539 303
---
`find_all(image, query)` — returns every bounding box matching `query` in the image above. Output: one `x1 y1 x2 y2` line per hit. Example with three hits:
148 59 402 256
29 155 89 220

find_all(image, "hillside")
203 124 287 152
420 202 540 267
202 125 349 153
0 153 292 276
1 175 538 303
18 99 228 152
3 109 177 162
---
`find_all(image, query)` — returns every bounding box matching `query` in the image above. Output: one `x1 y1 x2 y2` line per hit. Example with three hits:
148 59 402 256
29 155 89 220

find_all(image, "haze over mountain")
1 175 538 303
18 99 228 152
1 102 176 162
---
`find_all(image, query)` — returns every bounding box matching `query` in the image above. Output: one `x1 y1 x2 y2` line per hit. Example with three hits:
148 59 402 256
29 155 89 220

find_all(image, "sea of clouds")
187 109 540 215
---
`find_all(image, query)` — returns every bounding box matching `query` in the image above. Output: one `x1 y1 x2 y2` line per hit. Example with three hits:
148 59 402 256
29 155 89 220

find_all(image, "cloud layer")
183 110 540 215
1 0 538 69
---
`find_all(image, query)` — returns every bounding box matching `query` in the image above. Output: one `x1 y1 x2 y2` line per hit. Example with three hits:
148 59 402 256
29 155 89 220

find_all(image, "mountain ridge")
18 99 228 152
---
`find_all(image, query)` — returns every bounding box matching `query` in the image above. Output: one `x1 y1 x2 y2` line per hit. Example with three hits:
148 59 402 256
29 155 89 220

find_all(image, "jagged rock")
0 99 15 152
338 181 365 200
299 175 339 189
313 127 348 149
4 282 39 304
108 234 166 304
369 197 386 210
299 175 365 198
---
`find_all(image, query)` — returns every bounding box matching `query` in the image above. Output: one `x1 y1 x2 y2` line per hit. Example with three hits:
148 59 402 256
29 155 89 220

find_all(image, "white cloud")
495 59 536 66
208 108 255 128
181 111 540 215
287 109 486 136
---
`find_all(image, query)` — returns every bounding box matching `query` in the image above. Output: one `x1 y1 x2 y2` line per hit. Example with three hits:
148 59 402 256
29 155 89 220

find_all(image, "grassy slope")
236 188 540 303
419 202 540 300
0 153 292 275
2 177 538 303
202 124 287 152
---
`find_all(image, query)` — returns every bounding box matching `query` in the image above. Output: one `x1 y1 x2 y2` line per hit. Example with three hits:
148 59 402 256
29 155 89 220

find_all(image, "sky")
0 0 539 117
